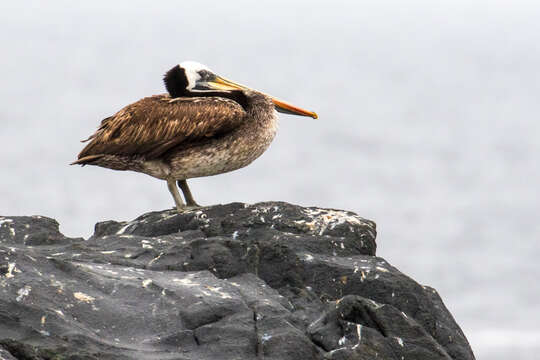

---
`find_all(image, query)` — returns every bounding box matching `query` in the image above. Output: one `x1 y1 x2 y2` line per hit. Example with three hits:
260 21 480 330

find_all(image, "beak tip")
312 112 318 119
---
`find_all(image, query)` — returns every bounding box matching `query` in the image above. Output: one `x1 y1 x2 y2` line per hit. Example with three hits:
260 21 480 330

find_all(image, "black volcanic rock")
0 203 475 359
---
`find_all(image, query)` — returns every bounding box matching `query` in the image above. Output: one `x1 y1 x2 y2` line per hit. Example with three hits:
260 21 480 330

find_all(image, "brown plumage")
72 61 317 212
74 94 245 164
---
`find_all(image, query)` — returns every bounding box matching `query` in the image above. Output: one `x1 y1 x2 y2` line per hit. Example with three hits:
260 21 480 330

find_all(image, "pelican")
72 61 317 212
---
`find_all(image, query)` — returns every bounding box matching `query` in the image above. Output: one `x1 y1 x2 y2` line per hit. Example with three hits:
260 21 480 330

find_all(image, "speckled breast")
168 110 279 180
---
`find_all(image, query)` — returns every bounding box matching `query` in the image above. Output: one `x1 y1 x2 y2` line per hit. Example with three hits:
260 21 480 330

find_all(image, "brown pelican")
72 61 317 211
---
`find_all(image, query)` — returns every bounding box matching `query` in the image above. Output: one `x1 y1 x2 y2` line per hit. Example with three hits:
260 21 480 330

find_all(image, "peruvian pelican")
72 61 317 211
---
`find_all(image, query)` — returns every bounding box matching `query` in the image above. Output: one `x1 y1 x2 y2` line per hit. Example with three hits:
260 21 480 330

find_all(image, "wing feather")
76 94 246 161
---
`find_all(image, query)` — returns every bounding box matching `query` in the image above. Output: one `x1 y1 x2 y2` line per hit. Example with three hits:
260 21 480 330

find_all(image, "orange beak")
271 97 318 119
209 75 318 119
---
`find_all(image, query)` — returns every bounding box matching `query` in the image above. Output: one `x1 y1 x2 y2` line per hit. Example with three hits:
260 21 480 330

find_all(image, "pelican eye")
198 70 214 81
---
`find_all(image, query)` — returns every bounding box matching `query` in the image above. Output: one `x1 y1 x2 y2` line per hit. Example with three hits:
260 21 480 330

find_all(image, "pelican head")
164 61 318 119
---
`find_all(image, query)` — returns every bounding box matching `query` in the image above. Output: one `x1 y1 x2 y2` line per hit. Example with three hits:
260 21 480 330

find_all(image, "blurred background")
1 0 539 358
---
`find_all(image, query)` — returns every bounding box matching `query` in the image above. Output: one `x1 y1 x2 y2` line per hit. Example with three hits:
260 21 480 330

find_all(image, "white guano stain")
116 222 134 235
205 285 232 299
401 311 408 319
0 218 14 226
360 270 366 282
304 254 314 262
5 263 18 278
369 299 383 309
148 252 164 265
352 324 363 349
0 217 16 237
50 279 65 293
160 212 179 221
16 286 31 302
141 239 153 249
142 279 152 288
73 291 95 303
173 277 199 286
300 208 373 236
261 333 272 343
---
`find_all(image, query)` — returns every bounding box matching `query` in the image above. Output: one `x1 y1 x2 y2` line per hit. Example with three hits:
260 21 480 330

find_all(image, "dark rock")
0 202 474 359
0 215 82 246
0 346 17 360
308 295 455 359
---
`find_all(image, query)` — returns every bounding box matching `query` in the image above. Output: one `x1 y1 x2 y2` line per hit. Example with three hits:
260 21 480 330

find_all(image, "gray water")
1 1 539 358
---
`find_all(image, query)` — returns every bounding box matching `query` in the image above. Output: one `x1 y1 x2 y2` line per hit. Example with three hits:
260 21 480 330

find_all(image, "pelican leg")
167 179 185 212
178 180 200 207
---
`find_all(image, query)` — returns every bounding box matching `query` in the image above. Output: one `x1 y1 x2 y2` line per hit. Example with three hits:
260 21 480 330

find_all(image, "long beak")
208 76 318 119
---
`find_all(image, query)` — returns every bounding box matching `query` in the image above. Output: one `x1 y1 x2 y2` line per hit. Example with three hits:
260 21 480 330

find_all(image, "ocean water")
1 1 539 358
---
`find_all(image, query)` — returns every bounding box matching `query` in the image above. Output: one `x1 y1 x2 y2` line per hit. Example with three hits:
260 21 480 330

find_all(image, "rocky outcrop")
0 202 475 359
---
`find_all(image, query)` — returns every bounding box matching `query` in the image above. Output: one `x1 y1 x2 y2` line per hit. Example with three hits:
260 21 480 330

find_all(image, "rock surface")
0 202 475 359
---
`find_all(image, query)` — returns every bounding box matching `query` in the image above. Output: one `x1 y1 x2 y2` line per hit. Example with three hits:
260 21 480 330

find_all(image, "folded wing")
75 94 246 163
